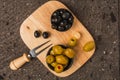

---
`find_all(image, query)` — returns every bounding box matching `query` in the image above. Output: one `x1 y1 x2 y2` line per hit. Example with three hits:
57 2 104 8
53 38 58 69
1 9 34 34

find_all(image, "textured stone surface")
0 0 119 80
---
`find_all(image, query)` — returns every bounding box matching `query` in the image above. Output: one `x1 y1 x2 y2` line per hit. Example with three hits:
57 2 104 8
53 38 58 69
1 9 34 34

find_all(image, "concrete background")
0 0 119 80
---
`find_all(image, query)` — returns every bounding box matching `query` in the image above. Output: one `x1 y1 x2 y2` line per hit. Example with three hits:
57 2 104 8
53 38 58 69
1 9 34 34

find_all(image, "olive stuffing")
54 64 64 73
51 8 74 32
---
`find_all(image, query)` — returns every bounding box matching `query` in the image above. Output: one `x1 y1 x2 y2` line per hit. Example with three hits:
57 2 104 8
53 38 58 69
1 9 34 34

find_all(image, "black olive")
59 9 66 14
68 16 73 23
56 16 62 23
51 18 55 23
62 12 70 19
65 24 71 29
53 12 57 17
42 32 50 39
53 11 59 17
52 24 58 29
34 30 41 38
51 17 57 23
51 16 61 23
58 26 65 31
59 10 64 14
60 20 67 27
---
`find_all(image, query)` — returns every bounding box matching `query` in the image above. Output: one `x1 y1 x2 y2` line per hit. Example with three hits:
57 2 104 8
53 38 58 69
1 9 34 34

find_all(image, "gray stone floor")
0 0 119 80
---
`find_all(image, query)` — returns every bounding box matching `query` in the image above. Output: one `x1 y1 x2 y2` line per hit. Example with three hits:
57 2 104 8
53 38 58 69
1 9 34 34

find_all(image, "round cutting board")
20 1 95 77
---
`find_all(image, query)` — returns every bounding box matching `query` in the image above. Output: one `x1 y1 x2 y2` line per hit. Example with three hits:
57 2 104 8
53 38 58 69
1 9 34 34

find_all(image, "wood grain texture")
10 53 30 70
20 1 95 77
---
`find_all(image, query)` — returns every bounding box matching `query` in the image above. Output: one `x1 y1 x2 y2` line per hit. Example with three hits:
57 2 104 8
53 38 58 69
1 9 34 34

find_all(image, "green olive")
52 45 64 55
56 55 69 65
64 48 75 58
51 62 58 67
50 50 55 55
54 64 64 73
68 37 77 47
46 55 55 64
83 41 95 52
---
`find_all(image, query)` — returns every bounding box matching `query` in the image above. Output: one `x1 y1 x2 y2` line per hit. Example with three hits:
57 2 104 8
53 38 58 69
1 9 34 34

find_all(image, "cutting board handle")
9 53 31 70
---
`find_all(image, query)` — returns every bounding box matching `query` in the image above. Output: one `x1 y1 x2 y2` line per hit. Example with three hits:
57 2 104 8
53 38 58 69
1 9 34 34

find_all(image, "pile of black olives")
51 9 74 32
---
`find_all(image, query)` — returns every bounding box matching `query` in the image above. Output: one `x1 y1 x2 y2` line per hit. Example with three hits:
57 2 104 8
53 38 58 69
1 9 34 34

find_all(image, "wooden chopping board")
20 1 95 77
